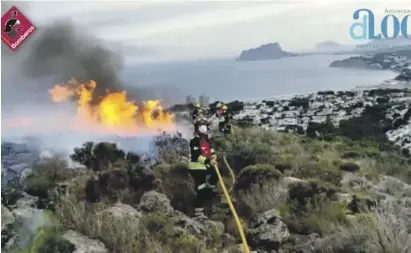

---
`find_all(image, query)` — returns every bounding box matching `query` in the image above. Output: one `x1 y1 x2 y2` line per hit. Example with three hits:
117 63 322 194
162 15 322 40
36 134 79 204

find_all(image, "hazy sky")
7 0 411 61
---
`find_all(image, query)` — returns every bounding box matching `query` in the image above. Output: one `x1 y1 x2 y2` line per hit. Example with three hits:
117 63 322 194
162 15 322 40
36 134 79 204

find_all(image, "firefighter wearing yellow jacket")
188 117 218 217
216 103 232 134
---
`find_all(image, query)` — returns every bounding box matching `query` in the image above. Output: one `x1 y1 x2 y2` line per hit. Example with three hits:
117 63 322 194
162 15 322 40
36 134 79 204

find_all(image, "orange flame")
47 79 175 135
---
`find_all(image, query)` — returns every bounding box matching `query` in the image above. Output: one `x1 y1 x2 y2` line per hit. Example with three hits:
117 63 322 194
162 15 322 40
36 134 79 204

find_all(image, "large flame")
44 79 175 136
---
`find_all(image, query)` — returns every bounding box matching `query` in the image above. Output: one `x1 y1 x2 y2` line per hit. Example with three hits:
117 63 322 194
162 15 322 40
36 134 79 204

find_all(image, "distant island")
316 41 342 50
236 42 298 61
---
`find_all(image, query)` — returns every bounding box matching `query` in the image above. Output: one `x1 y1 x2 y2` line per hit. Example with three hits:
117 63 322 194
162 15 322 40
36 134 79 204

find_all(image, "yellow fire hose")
214 161 250 253
223 156 236 193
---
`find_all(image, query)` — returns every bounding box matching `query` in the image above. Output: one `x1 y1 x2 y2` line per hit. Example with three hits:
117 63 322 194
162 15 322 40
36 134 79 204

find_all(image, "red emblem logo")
1 6 36 51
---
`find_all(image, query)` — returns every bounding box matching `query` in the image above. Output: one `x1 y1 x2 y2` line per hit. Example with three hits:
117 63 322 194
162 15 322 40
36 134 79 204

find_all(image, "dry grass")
54 174 141 253
316 203 411 253
237 179 289 214
54 175 218 253
24 127 411 253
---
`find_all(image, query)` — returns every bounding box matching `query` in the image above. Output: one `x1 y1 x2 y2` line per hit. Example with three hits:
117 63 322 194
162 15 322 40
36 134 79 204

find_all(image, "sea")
0 54 402 177
123 54 398 104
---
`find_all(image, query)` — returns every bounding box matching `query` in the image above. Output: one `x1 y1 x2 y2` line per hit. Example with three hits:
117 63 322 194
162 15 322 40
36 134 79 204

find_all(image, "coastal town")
184 50 411 155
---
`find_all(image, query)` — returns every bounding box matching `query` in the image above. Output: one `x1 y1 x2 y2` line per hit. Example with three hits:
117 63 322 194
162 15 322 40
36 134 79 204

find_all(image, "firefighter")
188 117 218 217
193 114 211 134
191 103 204 122
216 103 232 134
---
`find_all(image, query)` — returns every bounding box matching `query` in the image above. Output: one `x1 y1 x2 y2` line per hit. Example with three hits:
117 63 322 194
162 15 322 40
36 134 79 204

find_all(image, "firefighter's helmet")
195 115 208 125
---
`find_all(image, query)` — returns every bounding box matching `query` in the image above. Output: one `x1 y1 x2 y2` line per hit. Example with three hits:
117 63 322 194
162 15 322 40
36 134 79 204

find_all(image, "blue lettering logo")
349 9 410 40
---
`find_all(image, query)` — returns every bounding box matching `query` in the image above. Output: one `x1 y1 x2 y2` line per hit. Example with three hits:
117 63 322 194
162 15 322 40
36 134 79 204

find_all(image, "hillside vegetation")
2 124 411 253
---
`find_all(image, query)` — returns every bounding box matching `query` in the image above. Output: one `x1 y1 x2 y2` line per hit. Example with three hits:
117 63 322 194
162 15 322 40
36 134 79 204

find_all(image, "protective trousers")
189 164 218 213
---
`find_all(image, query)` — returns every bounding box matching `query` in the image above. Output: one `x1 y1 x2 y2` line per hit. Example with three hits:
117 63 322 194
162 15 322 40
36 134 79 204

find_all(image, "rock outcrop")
1 142 39 185
1 190 49 251
237 43 298 61
63 230 108 253
137 191 225 238
247 209 290 252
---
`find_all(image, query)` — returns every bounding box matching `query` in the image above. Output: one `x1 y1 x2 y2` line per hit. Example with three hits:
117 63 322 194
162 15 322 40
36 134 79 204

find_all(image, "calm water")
124 55 397 103
0 54 400 165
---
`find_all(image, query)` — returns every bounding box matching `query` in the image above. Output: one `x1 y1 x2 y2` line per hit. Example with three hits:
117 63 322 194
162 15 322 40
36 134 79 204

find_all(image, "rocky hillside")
2 124 411 253
329 50 411 81
236 43 298 61
2 86 411 253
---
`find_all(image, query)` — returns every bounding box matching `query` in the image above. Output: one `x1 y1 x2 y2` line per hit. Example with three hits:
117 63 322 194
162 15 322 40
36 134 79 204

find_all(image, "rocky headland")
236 43 298 61
329 50 411 82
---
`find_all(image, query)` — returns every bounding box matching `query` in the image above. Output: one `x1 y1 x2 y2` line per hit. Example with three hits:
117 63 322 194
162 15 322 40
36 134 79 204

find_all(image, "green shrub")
1 185 24 206
70 141 127 171
24 157 75 199
169 235 208 253
282 198 347 235
340 151 362 159
237 179 288 214
139 213 176 243
288 178 339 206
308 178 340 198
37 233 75 253
339 162 361 172
295 161 342 185
84 165 158 205
213 128 303 174
235 164 283 191
152 162 194 214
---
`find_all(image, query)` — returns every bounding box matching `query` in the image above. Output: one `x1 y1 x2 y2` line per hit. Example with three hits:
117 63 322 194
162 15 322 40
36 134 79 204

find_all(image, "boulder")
171 214 225 238
280 233 320 253
63 230 108 253
138 190 174 215
138 191 225 239
8 208 51 250
1 205 15 230
1 204 15 248
248 209 290 252
102 203 142 228
11 207 42 224
13 193 39 209
336 193 352 204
